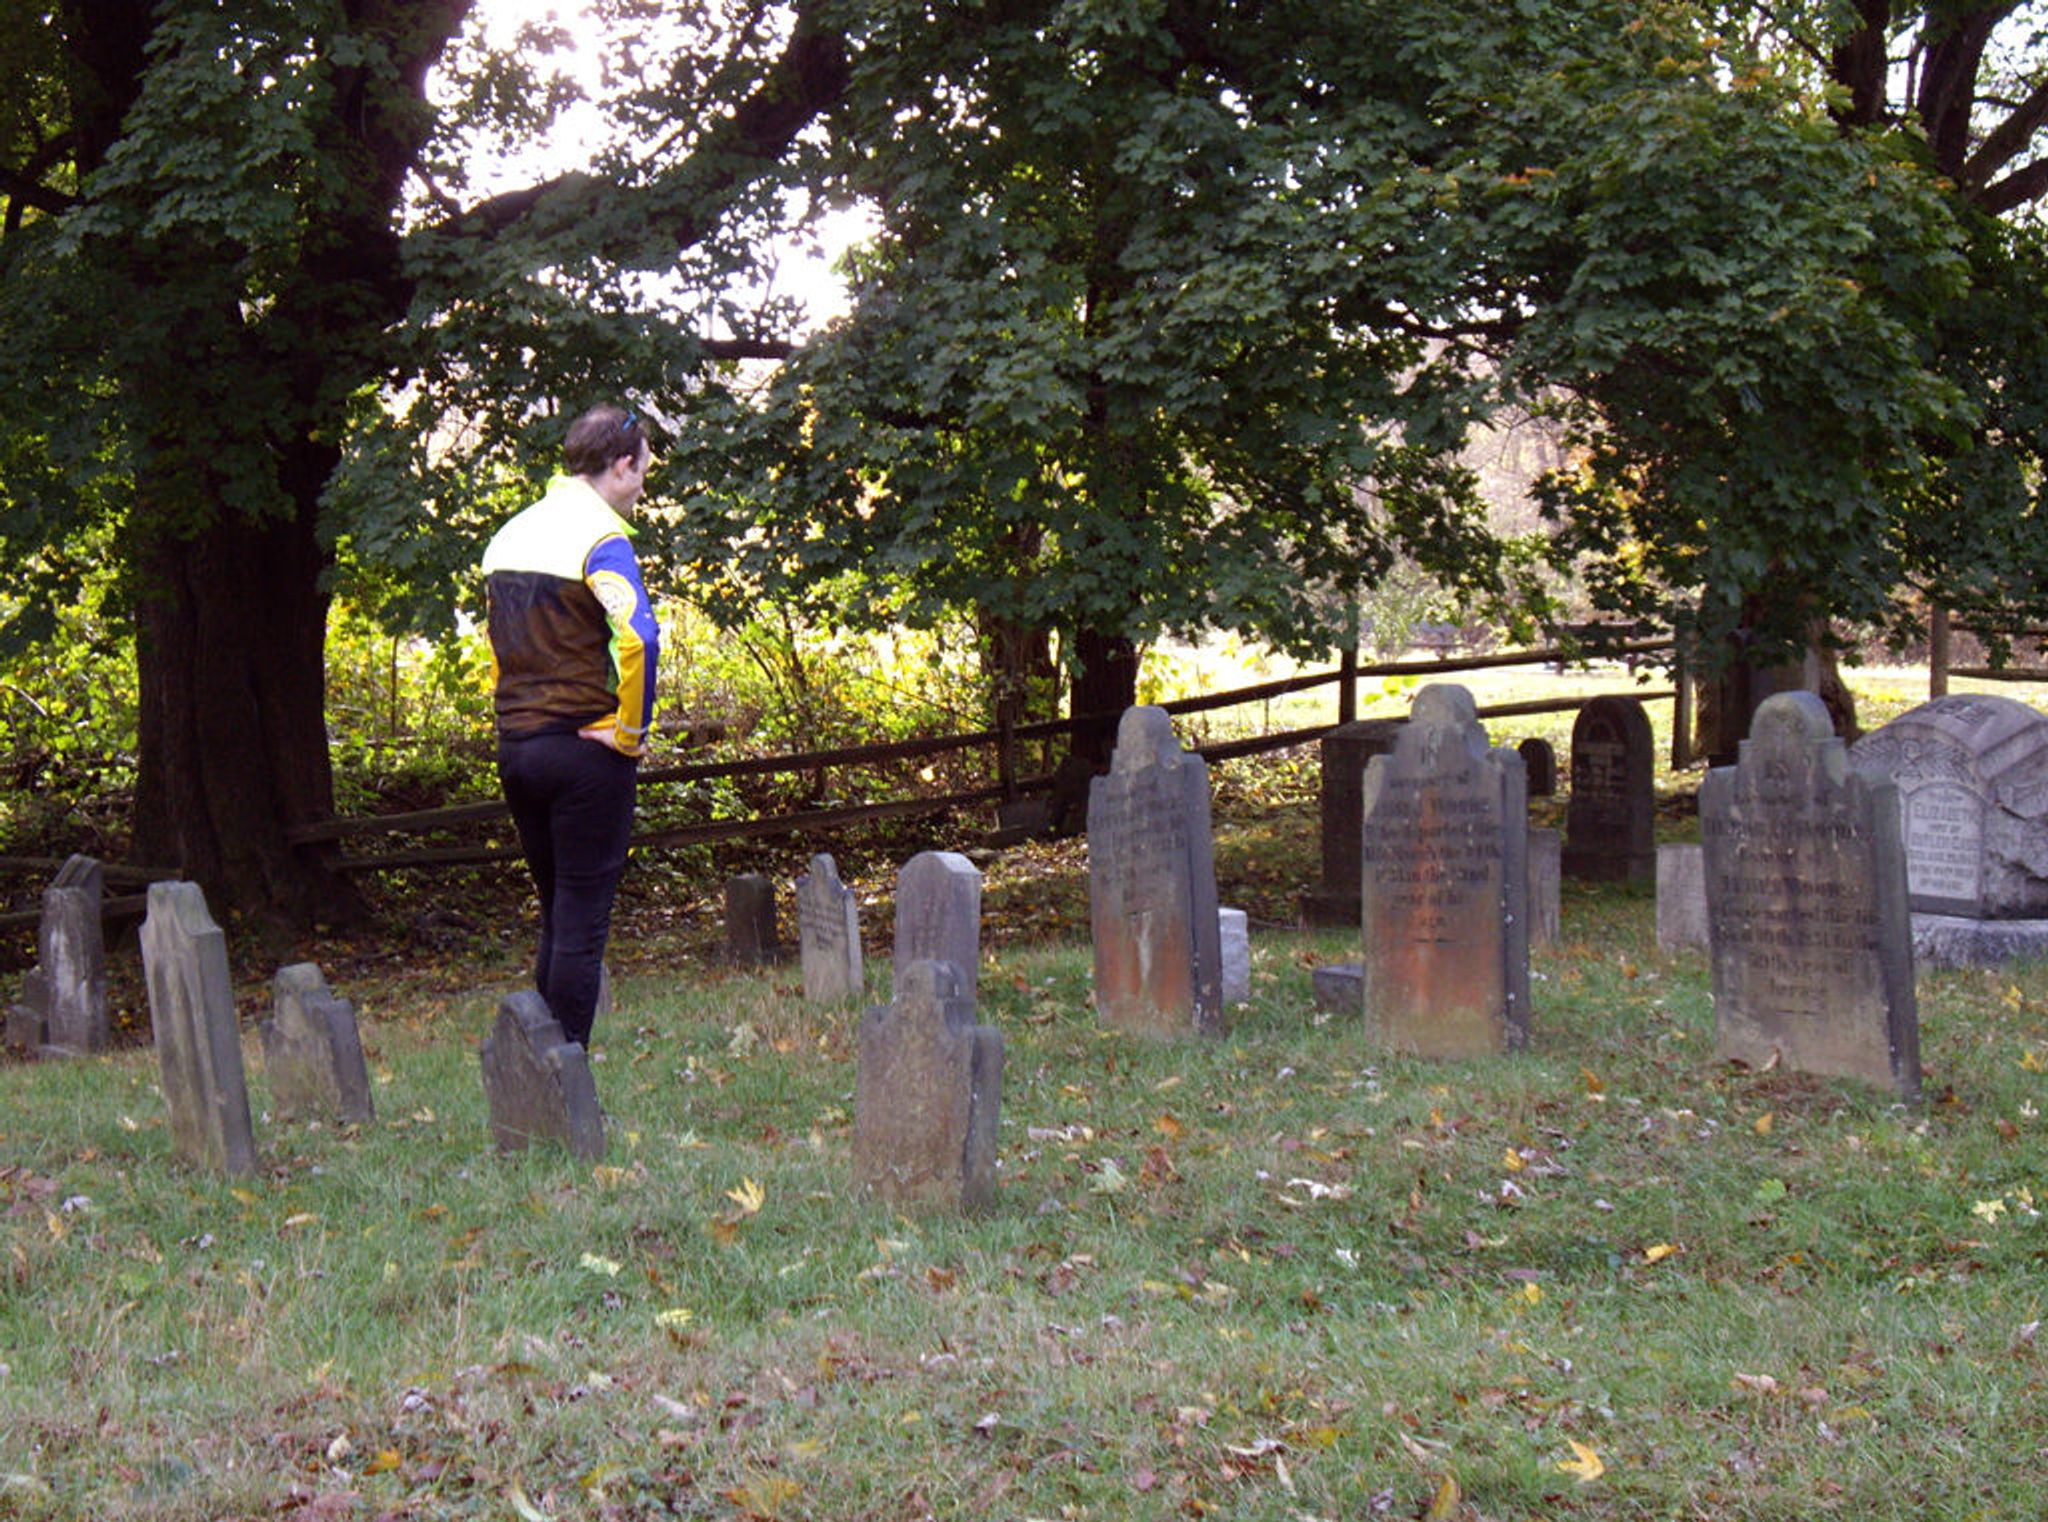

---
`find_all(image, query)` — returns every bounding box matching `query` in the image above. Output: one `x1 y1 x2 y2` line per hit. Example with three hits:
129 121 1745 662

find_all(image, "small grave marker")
1562 696 1656 881
1219 907 1251 1005
796 853 864 1002
141 882 256 1176
261 963 373 1125
7 855 108 1056
893 851 982 999
480 992 606 1159
1518 738 1558 797
1656 843 1709 952
853 960 1002 1212
1300 719 1405 926
724 873 786 965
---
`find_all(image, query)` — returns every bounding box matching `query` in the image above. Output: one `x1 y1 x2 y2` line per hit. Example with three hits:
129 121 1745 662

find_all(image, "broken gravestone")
723 873 787 966
6 854 108 1056
479 991 606 1160
796 853 864 1002
261 963 373 1125
141 881 256 1176
853 959 1003 1213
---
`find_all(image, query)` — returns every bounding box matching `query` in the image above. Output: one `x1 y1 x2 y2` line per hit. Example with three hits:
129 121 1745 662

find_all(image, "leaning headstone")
893 851 983 999
1656 843 1709 952
1300 719 1406 926
796 853 864 1003
141 882 256 1176
1562 696 1656 882
1087 706 1224 1036
1219 907 1251 1005
1527 827 1561 946
723 873 785 966
1518 738 1558 797
1701 692 1920 1100
1849 694 2048 918
1359 685 1530 1057
853 960 1003 1213
479 992 606 1160
6 855 109 1056
261 964 373 1125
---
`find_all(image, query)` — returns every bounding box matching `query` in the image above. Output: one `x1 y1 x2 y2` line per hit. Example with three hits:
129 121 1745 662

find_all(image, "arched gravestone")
1848 694 2048 919
1562 696 1655 882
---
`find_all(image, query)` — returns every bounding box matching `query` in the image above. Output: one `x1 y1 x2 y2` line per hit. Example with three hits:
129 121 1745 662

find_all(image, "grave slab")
1656 843 1710 952
479 992 606 1160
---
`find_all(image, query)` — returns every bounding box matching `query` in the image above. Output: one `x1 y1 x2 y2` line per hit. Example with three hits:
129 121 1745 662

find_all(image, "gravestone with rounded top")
1518 738 1558 797
1359 684 1529 1056
262 963 373 1125
141 882 256 1176
1702 692 1920 1100
479 991 606 1160
1087 706 1224 1036
854 960 1003 1213
893 851 982 999
1562 696 1656 882
1301 719 1406 926
797 853 865 1003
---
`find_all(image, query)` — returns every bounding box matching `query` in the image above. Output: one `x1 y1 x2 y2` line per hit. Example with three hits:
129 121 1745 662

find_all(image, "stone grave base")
1912 914 2048 970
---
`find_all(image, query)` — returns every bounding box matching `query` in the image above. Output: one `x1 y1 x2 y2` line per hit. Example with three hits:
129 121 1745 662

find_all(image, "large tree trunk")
130 456 363 936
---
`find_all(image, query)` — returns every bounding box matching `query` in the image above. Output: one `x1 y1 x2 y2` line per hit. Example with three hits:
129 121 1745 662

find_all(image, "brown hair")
562 404 647 477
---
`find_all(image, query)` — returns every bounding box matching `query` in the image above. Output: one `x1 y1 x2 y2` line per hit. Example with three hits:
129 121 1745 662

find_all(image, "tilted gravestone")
1562 696 1656 882
1219 907 1251 1005
141 882 256 1176
6 854 109 1056
1848 694 2048 918
261 963 373 1125
853 960 1003 1213
1701 692 1921 1101
723 873 786 966
1518 738 1558 798
1300 719 1406 926
1656 843 1709 952
479 991 606 1160
1359 684 1530 1057
1087 706 1224 1037
796 853 864 1003
893 851 982 1000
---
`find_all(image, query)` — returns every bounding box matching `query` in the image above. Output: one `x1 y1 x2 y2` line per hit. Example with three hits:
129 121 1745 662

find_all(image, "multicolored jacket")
482 475 659 757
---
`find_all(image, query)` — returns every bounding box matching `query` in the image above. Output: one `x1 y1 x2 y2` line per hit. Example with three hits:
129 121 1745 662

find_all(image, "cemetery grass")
5 887 2048 1519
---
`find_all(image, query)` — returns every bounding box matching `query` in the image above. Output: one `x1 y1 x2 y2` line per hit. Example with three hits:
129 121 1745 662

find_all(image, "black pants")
497 733 638 1049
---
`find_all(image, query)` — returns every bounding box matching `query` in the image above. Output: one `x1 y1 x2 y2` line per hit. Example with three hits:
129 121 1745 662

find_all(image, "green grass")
5 872 2048 1521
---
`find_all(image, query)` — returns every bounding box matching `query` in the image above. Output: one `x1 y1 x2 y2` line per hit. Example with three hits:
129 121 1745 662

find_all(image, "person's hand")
578 724 631 754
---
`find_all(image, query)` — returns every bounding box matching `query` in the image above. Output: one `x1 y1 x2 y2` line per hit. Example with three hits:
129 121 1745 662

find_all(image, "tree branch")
1978 154 2048 217
1963 73 2048 197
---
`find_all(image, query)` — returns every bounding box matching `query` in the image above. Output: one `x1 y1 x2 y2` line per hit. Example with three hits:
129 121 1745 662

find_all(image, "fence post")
1929 606 1950 699
1671 663 1693 771
1339 646 1358 725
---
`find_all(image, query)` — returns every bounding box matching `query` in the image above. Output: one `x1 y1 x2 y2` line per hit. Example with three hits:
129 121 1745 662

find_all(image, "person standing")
482 405 659 1050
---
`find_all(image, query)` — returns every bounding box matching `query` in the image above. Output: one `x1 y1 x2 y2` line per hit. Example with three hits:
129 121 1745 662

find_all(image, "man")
482 405 659 1049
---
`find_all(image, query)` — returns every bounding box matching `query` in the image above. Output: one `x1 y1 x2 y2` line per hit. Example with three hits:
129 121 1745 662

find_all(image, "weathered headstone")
1701 692 1920 1100
479 991 606 1160
1527 827 1561 946
1087 706 1224 1036
853 960 1003 1212
261 964 373 1125
1848 694 2048 918
1359 685 1530 1057
796 853 864 1003
893 851 983 999
141 882 256 1176
1562 696 1656 882
723 873 786 966
1656 843 1709 952
1219 907 1251 1005
1311 962 1363 1015
1300 719 1406 926
1518 738 1558 797
6 855 108 1056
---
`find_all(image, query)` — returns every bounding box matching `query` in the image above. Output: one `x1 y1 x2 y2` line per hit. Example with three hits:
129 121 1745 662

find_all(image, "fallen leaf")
1424 1473 1461 1520
1732 1372 1780 1396
580 1253 623 1278
1753 1112 1775 1136
1643 1242 1679 1264
1555 1439 1605 1483
726 1178 766 1216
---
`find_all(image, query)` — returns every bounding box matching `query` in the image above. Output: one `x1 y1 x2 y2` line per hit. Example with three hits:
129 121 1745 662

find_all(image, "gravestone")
1087 706 1224 1036
1359 684 1530 1057
1300 719 1405 926
6 855 108 1056
893 851 983 999
1219 907 1251 1005
1701 692 1920 1100
141 882 256 1176
853 960 1003 1212
1518 738 1558 797
1527 827 1561 946
1562 696 1656 882
723 873 786 966
1311 962 1363 1016
261 963 373 1125
479 991 606 1160
1656 843 1709 951
796 853 864 1003
1848 694 2048 918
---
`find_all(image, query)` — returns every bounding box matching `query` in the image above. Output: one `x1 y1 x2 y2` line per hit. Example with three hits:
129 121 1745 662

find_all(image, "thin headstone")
1701 691 1921 1101
261 963 374 1125
1656 843 1709 952
1562 696 1656 882
723 873 785 965
853 959 1003 1213
1087 706 1225 1037
797 853 865 1003
1359 684 1530 1057
893 851 982 1000
39 854 107 1055
1300 719 1405 925
1219 907 1251 1005
479 991 606 1160
141 882 256 1177
1527 827 1561 946
1518 738 1558 797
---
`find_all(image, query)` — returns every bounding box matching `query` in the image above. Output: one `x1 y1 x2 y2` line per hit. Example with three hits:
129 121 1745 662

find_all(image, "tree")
0 0 846 927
